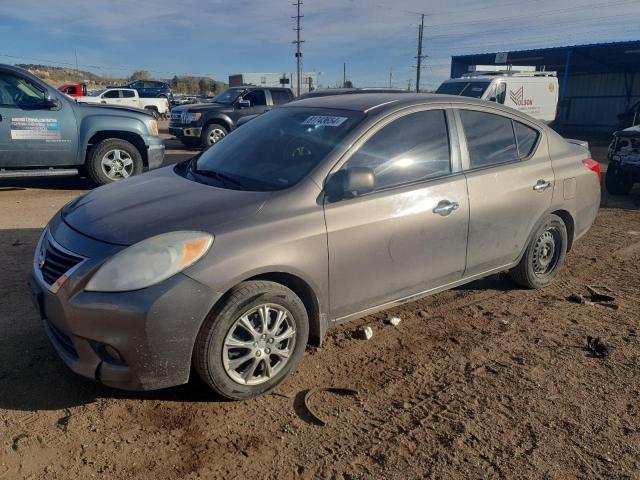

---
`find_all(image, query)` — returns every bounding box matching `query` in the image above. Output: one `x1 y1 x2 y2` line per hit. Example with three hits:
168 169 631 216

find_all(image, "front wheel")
201 123 227 148
87 138 143 185
194 281 309 400
605 165 633 195
510 214 568 289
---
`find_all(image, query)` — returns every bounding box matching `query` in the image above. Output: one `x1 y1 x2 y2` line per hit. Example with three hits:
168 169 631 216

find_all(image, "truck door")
121 90 139 108
101 89 122 105
0 70 78 167
240 90 270 116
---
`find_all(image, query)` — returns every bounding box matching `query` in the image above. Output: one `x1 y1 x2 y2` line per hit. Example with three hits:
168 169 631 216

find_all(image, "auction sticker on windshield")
302 115 348 127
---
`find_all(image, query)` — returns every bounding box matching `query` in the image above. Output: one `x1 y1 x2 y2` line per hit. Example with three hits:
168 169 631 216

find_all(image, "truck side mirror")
488 96 497 103
42 92 61 109
237 99 251 109
325 167 375 201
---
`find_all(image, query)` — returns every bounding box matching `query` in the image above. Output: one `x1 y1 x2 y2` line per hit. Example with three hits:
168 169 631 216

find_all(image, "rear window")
513 121 539 158
460 110 518 168
436 81 491 98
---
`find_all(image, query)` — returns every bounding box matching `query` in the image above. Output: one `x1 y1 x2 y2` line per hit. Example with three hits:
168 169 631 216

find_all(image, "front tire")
605 165 633 195
194 281 309 400
510 214 568 289
87 138 143 185
201 123 227 148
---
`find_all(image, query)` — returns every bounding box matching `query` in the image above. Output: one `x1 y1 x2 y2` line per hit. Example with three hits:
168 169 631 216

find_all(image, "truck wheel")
144 107 160 120
194 281 309 400
509 214 568 289
201 123 227 147
87 138 143 185
605 166 633 195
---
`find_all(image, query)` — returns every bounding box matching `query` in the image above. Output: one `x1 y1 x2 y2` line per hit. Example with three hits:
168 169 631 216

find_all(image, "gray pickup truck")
0 64 165 185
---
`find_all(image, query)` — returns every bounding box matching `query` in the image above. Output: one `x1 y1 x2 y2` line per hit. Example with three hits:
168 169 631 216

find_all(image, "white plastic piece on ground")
361 326 373 340
385 317 402 326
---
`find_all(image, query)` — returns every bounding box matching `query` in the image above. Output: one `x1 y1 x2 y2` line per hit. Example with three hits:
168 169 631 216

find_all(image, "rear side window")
460 110 518 168
271 90 292 105
513 121 539 158
122 90 135 98
345 109 451 191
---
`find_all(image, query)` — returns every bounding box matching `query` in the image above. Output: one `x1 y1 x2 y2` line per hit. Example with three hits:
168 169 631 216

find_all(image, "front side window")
185 107 364 191
103 90 121 99
460 110 518 168
0 73 45 107
243 90 267 106
344 110 451 191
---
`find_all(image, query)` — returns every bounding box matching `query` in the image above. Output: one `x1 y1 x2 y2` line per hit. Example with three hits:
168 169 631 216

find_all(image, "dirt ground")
0 124 639 479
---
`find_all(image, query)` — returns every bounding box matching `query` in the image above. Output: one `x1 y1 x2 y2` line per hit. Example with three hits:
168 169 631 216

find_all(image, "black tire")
179 137 201 148
144 107 159 120
201 123 228 148
194 281 309 400
86 138 143 186
510 214 568 289
605 166 633 196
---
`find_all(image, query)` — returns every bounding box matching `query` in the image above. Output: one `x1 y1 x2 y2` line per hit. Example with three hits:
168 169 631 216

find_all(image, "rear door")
0 70 77 167
120 89 139 108
324 107 469 320
456 108 553 276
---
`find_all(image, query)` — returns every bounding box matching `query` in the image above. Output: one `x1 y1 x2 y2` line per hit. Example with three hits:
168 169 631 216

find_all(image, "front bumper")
146 136 165 170
28 217 218 391
169 125 202 138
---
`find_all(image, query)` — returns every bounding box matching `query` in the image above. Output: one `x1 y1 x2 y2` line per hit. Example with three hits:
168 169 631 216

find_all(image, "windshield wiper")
190 159 245 188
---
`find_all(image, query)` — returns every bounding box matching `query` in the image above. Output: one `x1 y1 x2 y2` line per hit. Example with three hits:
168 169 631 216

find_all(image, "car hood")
75 101 153 117
174 103 231 113
62 167 270 246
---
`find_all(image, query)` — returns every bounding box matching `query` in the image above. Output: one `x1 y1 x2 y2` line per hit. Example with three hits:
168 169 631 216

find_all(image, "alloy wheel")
101 149 134 180
222 304 297 385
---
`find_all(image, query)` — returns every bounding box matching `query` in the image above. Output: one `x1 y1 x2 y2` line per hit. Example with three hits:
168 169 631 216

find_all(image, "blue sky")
0 0 638 89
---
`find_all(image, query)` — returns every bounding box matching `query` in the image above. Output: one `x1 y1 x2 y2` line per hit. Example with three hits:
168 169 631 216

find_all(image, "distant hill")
17 64 227 95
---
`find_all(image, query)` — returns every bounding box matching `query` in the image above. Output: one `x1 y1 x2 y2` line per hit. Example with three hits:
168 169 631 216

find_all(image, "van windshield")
179 107 365 191
436 81 491 98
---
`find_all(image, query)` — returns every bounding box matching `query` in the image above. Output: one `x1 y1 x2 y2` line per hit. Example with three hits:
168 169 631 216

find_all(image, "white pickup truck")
77 88 169 118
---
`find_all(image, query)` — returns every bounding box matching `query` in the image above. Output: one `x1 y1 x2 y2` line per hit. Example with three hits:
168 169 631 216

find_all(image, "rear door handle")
433 200 459 216
533 179 552 192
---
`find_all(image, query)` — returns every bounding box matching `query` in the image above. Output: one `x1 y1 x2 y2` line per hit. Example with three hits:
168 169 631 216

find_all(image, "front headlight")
85 231 213 292
185 112 201 122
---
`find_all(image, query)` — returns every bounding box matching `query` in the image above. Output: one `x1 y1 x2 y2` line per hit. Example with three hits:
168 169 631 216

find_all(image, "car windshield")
436 81 491 98
182 107 365 191
211 88 245 105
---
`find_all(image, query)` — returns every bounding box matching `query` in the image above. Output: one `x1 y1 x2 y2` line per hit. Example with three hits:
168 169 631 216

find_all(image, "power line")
293 0 304 96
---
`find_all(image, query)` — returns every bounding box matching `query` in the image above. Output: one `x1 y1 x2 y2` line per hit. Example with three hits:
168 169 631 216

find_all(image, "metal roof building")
450 41 640 132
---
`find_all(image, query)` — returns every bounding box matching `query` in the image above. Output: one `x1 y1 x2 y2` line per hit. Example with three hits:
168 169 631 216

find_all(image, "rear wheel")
510 214 568 289
87 138 143 185
605 165 633 195
201 123 227 148
194 281 309 400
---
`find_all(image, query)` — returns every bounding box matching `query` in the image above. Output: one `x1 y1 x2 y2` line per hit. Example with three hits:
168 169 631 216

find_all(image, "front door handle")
533 179 552 192
433 200 459 216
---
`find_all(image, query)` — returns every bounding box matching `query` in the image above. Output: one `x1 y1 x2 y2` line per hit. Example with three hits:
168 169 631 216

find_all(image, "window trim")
324 104 462 200
453 106 542 173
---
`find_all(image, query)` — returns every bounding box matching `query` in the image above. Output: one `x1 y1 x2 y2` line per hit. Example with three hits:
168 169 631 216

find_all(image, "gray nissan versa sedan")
28 94 601 400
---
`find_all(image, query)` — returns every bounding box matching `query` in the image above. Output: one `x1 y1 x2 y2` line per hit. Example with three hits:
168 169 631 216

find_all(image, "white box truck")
436 66 559 123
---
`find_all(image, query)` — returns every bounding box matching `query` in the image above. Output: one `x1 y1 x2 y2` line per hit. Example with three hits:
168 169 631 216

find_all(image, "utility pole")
389 67 393 88
407 79 412 92
415 13 427 93
292 1 304 96
343 62 346 87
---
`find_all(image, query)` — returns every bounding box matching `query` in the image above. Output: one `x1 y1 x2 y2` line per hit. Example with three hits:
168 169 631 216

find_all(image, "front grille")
38 234 84 287
46 320 79 359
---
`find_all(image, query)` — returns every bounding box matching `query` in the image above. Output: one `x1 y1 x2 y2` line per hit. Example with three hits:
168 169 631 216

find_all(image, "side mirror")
488 96 497 103
325 167 375 201
42 92 60 109
237 99 251 109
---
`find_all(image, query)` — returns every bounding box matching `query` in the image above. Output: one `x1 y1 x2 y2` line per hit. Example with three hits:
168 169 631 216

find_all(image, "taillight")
582 158 601 178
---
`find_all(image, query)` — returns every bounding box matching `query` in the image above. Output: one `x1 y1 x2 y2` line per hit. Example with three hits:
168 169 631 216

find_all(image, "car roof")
284 92 496 113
